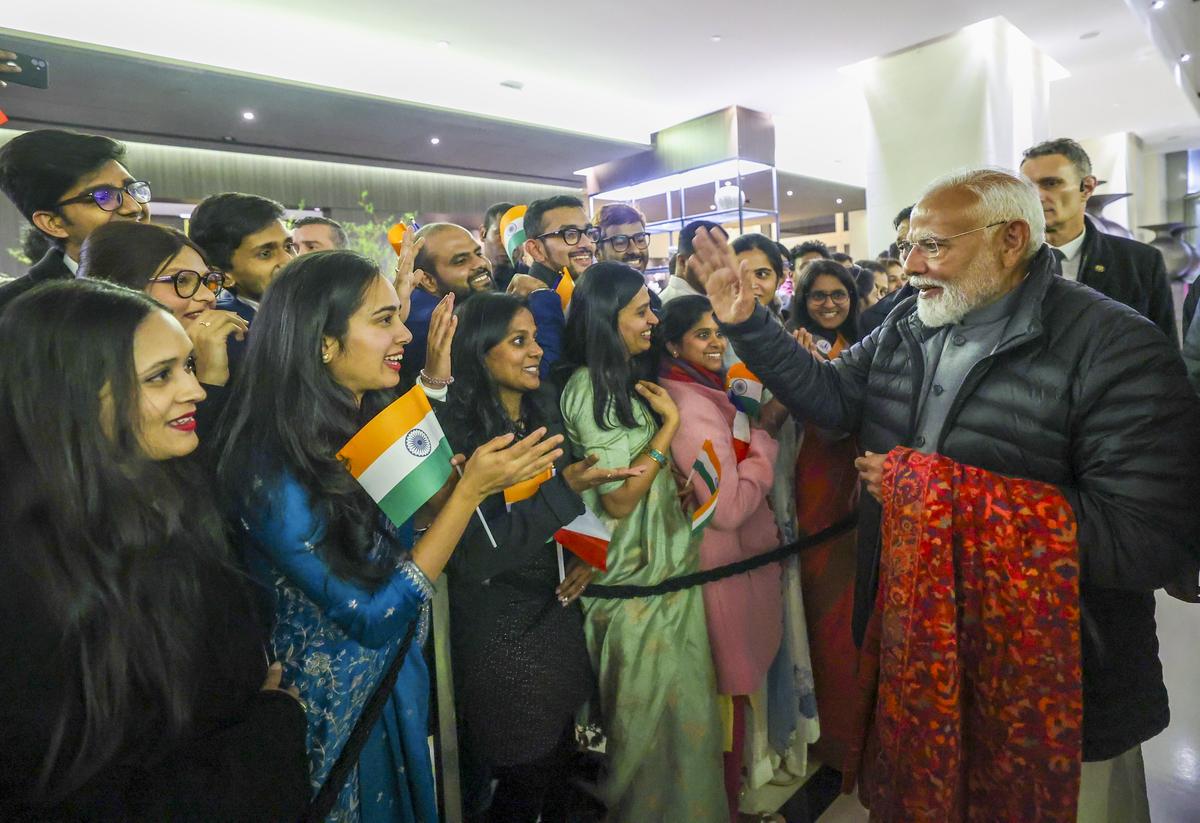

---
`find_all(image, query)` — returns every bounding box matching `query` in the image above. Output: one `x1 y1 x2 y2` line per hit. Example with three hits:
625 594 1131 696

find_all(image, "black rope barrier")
582 514 857 600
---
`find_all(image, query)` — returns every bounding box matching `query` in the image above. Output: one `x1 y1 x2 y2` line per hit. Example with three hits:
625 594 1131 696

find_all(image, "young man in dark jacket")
0 129 150 312
692 167 1200 819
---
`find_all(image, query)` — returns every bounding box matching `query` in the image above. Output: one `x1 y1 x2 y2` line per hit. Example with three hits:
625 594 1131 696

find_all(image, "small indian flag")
556 267 575 312
500 205 527 262
726 362 763 418
503 466 554 511
691 439 722 532
731 411 751 463
555 508 611 570
338 384 454 529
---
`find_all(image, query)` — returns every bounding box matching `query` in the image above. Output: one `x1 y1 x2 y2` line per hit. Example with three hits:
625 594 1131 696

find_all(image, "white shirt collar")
1052 228 1087 262
63 253 80 276
236 293 261 311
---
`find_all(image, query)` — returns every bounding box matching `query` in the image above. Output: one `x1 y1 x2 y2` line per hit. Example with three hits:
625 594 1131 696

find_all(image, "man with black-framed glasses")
0 129 150 311
507 195 597 299
594 202 650 273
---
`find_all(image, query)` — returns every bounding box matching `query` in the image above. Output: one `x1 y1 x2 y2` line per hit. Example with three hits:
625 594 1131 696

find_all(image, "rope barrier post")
431 575 463 822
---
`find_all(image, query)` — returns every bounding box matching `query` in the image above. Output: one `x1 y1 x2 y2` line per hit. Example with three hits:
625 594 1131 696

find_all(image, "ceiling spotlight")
500 79 525 90
1151 0 1165 9
430 137 441 145
786 190 794 196
1182 53 1193 63
709 204 717 210
437 40 450 48
241 111 256 121
836 197 844 205
1080 30 1101 40
710 35 722 43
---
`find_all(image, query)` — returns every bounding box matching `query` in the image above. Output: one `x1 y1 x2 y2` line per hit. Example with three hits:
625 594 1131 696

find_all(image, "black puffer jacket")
723 245 1200 761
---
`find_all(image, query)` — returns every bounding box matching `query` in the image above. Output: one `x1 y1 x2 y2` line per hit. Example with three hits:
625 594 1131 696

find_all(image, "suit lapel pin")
1094 264 1105 273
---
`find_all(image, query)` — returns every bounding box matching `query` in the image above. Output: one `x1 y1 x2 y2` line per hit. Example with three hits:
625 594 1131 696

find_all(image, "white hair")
918 167 1046 260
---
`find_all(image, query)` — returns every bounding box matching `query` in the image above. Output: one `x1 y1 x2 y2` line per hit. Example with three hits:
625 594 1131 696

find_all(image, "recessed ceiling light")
241 111 255 121
430 137 441 145
1182 53 1193 63
1080 30 1101 40
437 40 450 48
709 204 717 210
500 80 525 90
1151 0 1165 9
786 190 794 197
836 197 844 205
710 35 722 43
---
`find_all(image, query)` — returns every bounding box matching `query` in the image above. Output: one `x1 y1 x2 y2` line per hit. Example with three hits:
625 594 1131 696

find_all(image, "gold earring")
322 352 332 363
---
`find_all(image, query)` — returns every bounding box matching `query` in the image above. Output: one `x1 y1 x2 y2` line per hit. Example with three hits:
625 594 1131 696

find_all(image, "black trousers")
487 721 576 823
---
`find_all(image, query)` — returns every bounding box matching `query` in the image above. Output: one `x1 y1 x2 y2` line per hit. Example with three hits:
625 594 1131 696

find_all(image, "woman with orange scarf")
785 260 863 769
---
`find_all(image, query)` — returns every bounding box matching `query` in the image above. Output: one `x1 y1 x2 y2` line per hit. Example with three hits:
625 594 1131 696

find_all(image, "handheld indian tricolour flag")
727 363 761 462
555 509 611 571
557 267 575 312
726 362 763 417
690 439 722 533
338 384 455 529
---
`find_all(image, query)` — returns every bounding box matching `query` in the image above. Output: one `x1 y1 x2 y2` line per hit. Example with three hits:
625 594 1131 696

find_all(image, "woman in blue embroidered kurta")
215 251 566 822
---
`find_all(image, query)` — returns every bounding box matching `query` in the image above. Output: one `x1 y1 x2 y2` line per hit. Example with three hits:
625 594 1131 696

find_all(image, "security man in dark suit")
0 129 150 313
1021 137 1177 344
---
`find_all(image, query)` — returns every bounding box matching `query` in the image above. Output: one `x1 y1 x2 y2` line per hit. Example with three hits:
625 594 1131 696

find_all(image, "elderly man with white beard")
689 167 1200 822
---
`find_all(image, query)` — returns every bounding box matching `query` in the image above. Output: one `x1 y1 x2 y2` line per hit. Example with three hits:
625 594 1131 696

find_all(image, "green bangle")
644 448 668 468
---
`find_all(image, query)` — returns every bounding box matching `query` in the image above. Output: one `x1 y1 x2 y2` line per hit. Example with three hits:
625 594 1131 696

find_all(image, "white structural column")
854 17 1064 252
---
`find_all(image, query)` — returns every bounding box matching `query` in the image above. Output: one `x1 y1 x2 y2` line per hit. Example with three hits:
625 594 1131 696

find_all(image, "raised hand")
562 453 646 493
0 51 20 89
459 428 565 502
188 309 250 386
423 293 457 385
392 229 425 297
689 227 756 325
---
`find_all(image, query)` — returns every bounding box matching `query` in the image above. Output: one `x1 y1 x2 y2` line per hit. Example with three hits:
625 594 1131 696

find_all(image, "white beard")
913 281 975 327
911 256 1008 328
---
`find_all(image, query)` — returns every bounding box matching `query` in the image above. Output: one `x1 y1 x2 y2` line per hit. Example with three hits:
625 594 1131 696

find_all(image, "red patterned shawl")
844 448 1082 822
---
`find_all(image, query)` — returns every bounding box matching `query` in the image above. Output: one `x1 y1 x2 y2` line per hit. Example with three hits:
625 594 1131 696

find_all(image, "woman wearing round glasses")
783 258 863 769
81 221 248 389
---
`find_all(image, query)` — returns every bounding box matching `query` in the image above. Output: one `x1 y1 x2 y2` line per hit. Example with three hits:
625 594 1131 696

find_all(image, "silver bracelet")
419 369 454 387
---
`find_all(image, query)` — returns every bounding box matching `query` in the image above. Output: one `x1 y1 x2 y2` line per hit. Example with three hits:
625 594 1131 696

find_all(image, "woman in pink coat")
656 295 784 821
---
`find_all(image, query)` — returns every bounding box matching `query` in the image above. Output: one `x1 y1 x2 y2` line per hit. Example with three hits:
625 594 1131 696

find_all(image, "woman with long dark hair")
654 295 784 818
80 221 247 387
784 258 863 769
0 279 308 821
216 251 562 822
556 262 726 822
787 259 861 350
439 292 636 822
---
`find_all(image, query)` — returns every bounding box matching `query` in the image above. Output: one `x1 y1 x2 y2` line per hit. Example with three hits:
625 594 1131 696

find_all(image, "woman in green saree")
556 262 726 822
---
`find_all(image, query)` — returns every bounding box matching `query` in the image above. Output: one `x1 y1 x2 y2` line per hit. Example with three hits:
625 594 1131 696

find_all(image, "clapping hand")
392 229 425 298
563 453 645 493
423 294 457 385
